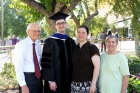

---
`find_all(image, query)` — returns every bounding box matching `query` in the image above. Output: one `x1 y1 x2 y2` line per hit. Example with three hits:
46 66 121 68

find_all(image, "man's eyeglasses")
56 22 66 26
29 30 41 33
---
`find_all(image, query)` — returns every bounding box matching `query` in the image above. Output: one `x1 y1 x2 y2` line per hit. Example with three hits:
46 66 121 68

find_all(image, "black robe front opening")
41 37 76 93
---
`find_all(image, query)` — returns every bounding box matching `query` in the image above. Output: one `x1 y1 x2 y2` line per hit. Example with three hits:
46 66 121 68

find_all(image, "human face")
77 27 88 42
55 19 67 34
27 24 41 42
106 38 117 52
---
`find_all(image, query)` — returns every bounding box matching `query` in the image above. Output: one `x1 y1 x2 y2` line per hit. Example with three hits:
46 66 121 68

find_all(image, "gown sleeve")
41 38 59 81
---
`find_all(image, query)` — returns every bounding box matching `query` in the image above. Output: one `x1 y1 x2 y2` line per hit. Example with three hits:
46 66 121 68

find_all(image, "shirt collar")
77 41 90 48
84 41 90 46
27 36 38 45
78 41 89 46
51 33 68 39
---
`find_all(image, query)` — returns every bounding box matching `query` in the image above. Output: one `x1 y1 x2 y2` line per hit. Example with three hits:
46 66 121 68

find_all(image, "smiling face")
27 24 41 42
77 27 88 42
55 19 67 34
106 37 118 52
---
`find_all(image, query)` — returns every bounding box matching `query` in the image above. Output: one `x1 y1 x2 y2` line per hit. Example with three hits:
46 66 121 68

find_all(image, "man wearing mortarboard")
41 12 76 93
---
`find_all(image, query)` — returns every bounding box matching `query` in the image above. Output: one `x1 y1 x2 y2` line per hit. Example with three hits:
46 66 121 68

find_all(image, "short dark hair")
78 25 89 34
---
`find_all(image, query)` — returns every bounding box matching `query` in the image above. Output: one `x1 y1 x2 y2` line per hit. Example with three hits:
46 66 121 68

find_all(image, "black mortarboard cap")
49 12 69 21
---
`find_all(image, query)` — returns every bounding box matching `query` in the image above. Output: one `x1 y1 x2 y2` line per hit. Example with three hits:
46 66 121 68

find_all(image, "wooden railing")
0 45 15 50
0 46 15 69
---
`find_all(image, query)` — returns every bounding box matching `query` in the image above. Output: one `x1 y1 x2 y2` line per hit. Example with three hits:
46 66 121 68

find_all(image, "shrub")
0 62 18 90
128 77 140 93
127 56 140 92
0 62 16 78
0 76 17 90
127 56 140 75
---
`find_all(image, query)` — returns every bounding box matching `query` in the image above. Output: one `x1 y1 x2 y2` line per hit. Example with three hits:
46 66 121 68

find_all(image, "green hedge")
127 56 140 93
128 77 140 93
127 56 140 75
0 62 16 78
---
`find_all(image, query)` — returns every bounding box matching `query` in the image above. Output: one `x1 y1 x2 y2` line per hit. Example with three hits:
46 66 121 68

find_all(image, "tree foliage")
12 0 82 35
66 19 77 37
0 0 27 38
11 0 140 38
70 0 99 29
12 0 101 36
98 0 140 32
87 16 108 38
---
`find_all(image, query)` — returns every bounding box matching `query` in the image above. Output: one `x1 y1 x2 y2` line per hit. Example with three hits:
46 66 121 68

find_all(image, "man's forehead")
55 19 65 23
30 24 40 28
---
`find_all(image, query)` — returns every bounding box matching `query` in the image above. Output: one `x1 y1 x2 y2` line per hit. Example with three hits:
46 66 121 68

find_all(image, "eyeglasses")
29 30 41 33
56 22 66 26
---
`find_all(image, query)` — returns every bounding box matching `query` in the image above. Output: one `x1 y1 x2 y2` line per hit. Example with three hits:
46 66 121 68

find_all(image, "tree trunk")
135 32 140 57
23 0 81 34
22 0 99 35
47 19 56 36
71 12 80 29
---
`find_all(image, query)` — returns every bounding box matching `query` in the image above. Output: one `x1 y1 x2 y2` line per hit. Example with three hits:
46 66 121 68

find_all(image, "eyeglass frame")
29 30 41 33
55 22 66 26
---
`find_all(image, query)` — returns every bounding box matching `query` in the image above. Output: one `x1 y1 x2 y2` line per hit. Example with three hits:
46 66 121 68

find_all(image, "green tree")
67 19 77 37
0 0 27 38
40 29 47 39
99 0 140 31
70 0 99 28
96 0 140 57
12 0 81 35
12 0 101 36
87 16 108 38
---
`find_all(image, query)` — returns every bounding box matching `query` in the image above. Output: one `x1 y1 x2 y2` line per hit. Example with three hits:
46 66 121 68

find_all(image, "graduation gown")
41 36 76 93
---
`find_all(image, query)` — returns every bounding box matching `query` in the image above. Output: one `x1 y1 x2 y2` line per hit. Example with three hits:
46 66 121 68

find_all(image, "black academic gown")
41 37 76 93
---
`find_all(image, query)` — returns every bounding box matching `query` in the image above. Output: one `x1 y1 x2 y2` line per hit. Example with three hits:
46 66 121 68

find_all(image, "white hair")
26 23 40 33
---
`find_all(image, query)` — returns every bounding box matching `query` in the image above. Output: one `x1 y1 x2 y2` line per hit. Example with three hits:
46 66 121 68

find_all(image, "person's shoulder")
67 37 75 41
88 42 97 48
117 52 127 59
36 41 41 46
66 37 76 43
15 38 26 47
45 37 55 42
101 52 107 56
43 37 57 46
116 53 128 64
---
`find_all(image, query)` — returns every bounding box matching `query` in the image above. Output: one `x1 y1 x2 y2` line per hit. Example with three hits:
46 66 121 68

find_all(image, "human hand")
21 85 29 93
90 84 96 93
49 82 57 91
